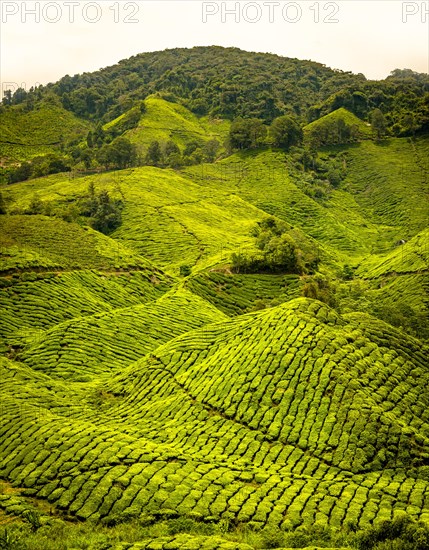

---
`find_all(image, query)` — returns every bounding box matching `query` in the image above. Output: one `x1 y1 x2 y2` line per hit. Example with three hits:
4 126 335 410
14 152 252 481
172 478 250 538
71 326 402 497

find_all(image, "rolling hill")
0 46 428 550
0 103 89 165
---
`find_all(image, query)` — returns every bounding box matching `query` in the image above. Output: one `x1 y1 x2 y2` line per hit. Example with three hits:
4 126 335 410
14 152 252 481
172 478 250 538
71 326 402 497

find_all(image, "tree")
264 233 301 273
402 112 419 136
0 192 6 214
164 140 182 167
229 118 267 150
26 195 45 215
96 144 112 170
8 162 32 184
109 137 137 169
232 216 305 274
81 182 98 217
146 140 162 166
45 154 71 175
2 90 12 106
370 108 387 140
91 190 122 234
12 87 28 105
164 140 180 158
81 148 94 170
167 152 183 169
95 138 136 170
270 115 303 150
302 273 337 307
204 139 220 162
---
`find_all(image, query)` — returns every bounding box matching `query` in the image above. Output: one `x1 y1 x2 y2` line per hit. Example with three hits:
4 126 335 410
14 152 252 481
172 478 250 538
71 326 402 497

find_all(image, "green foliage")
25 195 45 215
203 139 220 162
7 154 71 184
0 192 6 214
23 510 42 532
186 271 300 315
0 103 89 166
17 46 370 122
269 115 303 149
103 102 145 141
305 108 372 147
232 217 309 274
89 189 123 235
0 52 428 546
371 108 387 140
146 140 162 166
6 163 32 184
357 516 429 550
179 264 192 277
229 118 267 150
302 273 337 307
6 46 425 133
342 264 355 281
96 136 137 170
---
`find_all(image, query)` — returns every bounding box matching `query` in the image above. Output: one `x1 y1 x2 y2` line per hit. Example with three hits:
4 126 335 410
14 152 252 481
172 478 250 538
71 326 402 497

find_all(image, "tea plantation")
0 100 428 548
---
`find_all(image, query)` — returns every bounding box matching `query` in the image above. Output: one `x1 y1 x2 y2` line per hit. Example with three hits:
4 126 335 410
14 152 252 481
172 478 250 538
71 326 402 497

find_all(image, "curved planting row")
1 299 429 531
19 289 228 378
0 270 171 350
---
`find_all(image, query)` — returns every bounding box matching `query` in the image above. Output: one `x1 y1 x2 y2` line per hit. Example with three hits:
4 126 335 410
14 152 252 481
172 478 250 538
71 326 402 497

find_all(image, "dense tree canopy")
229 118 267 150
1 47 428 185
3 46 427 133
269 115 303 149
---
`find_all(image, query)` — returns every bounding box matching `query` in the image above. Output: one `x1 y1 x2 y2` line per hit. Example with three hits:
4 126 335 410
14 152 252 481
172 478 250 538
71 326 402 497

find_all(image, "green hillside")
1 300 429 549
0 103 89 164
19 289 227 379
304 108 373 146
122 97 230 155
1 47 428 550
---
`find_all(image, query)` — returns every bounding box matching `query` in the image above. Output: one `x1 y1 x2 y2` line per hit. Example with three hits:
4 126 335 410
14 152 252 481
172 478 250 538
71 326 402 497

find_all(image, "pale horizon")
1 0 428 93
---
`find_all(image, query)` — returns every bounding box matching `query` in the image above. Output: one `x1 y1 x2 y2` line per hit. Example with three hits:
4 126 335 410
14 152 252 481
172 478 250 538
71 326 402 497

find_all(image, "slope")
1 299 428 532
121 97 230 155
1 166 266 274
19 288 228 379
0 213 174 354
0 103 89 164
304 108 373 146
342 136 429 238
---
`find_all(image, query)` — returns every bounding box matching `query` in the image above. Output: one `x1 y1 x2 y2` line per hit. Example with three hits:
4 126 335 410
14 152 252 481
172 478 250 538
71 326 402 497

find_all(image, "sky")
0 0 428 94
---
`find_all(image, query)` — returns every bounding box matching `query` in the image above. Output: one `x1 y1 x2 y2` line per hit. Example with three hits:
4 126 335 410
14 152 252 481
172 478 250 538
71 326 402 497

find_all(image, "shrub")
179 264 192 277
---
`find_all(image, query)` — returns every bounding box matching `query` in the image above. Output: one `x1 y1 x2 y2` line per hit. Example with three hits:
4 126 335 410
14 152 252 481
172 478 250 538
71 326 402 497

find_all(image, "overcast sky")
1 0 428 93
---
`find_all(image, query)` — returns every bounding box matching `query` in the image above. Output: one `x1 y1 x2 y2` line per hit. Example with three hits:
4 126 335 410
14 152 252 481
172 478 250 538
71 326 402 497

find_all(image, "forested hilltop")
0 46 429 550
4 46 429 124
1 46 428 183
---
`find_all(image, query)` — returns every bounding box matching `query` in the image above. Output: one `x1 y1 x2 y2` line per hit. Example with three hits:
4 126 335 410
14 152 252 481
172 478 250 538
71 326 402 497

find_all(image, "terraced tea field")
0 133 428 549
1 301 429 543
124 97 230 156
0 104 89 164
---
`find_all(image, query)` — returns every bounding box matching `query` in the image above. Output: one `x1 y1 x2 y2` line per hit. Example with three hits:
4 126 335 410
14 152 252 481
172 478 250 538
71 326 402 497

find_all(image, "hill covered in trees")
1 46 428 179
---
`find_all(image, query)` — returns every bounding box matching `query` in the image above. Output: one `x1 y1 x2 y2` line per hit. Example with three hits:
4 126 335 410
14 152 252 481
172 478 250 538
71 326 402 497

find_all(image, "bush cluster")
231 216 316 275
